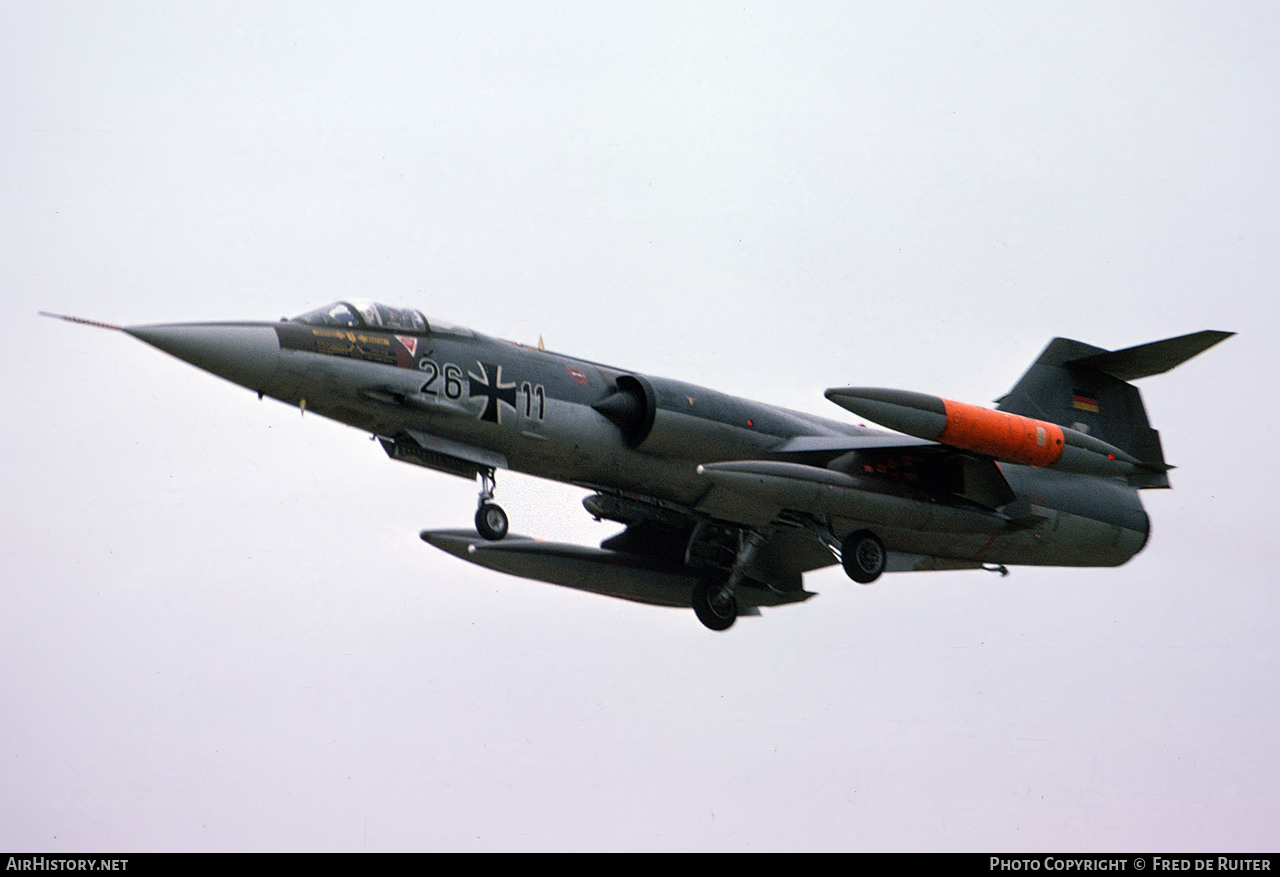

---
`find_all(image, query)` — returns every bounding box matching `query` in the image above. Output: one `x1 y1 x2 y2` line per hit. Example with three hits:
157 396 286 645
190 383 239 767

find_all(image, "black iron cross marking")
468 362 518 424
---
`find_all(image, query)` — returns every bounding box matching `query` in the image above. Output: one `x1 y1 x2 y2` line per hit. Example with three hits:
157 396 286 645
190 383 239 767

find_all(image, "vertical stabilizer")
995 331 1232 488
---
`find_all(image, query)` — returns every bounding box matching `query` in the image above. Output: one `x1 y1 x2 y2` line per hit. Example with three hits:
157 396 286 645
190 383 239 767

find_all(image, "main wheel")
841 529 886 584
475 503 509 541
691 577 737 631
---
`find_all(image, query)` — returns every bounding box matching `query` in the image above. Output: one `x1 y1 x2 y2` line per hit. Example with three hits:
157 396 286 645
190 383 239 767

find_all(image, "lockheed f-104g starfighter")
43 303 1231 631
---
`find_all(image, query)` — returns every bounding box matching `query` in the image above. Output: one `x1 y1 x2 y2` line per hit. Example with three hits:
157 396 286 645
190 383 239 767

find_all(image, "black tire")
841 529 886 584
475 503 509 541
691 577 737 631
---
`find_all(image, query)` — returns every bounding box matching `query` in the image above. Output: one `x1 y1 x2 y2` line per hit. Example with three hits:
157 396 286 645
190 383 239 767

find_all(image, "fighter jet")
42 303 1231 630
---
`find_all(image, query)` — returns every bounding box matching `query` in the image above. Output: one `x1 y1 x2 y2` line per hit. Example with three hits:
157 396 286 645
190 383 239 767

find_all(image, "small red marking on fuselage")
397 336 417 356
567 366 587 385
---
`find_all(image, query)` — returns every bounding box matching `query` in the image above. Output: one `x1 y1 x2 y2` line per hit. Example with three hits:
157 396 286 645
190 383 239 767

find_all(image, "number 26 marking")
417 360 465 400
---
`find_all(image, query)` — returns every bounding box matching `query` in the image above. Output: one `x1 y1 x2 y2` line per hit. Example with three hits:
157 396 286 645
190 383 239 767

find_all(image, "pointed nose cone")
125 323 280 391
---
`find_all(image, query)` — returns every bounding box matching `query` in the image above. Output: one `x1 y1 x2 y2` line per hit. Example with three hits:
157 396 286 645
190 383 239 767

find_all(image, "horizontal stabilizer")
1065 330 1234 381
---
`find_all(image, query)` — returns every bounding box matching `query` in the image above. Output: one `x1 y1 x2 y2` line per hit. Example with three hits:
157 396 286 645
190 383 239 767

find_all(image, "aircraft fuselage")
128 316 1148 574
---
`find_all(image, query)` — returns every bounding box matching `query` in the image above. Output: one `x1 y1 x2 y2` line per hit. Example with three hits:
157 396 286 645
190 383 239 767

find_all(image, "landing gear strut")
690 528 770 631
474 469 508 541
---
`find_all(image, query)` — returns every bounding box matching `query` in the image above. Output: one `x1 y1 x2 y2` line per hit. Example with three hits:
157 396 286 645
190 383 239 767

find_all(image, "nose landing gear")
474 469 508 541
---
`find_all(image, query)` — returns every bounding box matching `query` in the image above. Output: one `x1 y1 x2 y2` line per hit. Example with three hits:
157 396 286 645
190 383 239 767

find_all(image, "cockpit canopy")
295 300 429 334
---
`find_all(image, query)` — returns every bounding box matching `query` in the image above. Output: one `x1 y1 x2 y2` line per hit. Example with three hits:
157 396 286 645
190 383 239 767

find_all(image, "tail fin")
996 330 1233 488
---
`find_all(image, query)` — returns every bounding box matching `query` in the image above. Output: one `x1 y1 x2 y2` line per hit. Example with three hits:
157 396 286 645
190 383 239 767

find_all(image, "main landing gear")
692 578 738 631
804 520 889 585
841 529 886 584
474 468 508 541
691 528 769 632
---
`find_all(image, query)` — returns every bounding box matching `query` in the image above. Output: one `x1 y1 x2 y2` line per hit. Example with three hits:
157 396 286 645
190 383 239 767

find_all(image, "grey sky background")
3 2 1277 852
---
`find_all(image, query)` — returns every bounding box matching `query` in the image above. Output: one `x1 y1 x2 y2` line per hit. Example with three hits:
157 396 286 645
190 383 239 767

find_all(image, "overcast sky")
3 2 1277 852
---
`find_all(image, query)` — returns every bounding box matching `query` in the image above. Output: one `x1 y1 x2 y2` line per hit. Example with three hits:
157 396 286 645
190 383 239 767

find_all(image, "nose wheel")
474 469 509 541
475 502 509 541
